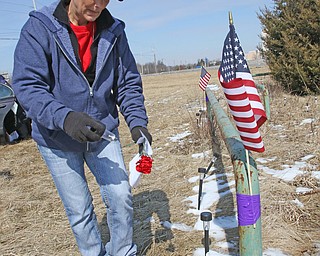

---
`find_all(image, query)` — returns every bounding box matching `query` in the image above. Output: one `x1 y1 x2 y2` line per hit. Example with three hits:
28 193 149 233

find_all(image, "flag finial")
229 11 233 25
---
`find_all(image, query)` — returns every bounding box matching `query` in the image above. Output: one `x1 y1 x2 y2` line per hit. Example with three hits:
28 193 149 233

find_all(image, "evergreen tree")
258 0 320 95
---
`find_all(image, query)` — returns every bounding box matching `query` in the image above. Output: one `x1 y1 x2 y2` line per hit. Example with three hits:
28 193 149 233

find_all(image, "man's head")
68 0 122 26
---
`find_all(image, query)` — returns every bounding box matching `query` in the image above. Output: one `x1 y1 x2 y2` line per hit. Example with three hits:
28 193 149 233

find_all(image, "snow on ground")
161 130 319 255
193 247 288 256
168 131 192 142
256 155 318 183
299 118 315 125
192 151 212 159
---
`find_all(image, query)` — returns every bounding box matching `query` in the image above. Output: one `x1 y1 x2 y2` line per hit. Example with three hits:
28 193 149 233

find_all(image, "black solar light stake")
201 211 212 255
197 168 207 210
197 154 219 210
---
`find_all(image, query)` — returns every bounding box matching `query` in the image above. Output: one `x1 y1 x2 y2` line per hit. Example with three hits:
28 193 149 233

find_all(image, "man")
12 0 152 255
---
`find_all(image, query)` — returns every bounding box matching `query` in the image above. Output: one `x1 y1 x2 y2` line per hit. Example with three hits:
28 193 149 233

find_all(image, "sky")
0 0 274 74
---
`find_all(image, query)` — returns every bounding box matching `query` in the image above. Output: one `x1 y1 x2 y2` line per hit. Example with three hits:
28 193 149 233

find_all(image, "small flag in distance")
199 66 211 91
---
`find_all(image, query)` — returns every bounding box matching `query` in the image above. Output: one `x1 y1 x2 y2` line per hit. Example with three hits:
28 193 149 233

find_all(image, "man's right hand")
63 112 106 143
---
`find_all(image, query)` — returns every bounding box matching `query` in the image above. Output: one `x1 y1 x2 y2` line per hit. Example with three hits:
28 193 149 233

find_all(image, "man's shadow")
99 189 174 255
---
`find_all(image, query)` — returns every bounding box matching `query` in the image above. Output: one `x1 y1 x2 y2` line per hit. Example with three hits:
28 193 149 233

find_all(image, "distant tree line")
136 59 221 75
258 0 320 95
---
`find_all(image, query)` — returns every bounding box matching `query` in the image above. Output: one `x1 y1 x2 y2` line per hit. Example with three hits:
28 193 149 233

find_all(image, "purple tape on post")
236 193 261 226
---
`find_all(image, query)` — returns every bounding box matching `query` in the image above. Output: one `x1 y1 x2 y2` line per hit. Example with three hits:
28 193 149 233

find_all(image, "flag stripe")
236 72 253 80
242 142 265 153
235 121 258 129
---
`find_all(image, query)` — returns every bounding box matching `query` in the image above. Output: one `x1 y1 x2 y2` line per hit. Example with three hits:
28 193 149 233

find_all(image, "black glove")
131 127 152 154
131 126 152 144
63 112 106 143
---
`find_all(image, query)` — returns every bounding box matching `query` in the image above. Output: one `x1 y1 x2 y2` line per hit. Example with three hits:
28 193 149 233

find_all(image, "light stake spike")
198 154 219 210
197 168 206 210
205 153 219 174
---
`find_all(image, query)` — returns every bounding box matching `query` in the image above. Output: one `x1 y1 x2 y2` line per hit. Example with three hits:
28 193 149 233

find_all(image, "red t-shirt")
70 21 96 72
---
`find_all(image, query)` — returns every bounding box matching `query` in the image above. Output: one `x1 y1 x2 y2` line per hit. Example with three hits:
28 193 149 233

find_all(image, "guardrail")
205 81 270 255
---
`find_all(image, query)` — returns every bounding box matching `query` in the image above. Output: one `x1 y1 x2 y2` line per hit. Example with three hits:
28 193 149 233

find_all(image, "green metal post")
205 88 263 256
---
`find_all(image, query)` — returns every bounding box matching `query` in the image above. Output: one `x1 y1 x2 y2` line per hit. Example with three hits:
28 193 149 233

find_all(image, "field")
0 65 319 256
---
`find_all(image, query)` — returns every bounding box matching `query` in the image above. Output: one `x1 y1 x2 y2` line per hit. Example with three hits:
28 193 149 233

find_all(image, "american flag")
199 66 211 91
218 24 267 153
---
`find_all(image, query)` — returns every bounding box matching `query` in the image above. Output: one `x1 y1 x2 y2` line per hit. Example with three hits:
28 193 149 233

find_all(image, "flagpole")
203 88 206 114
229 10 256 229
229 11 233 25
230 8 257 228
245 150 253 196
32 0 37 10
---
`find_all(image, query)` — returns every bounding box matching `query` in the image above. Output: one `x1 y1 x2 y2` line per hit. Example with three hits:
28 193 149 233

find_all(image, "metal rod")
197 168 206 210
197 179 203 210
205 153 219 174
204 230 209 254
32 0 37 10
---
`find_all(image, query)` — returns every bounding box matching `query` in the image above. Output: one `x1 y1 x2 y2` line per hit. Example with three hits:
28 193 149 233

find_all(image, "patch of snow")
271 124 285 130
161 221 193 232
193 248 229 256
207 84 220 91
312 171 320 180
291 198 304 208
168 131 192 142
296 187 313 194
189 176 199 183
258 165 304 182
300 118 315 125
256 157 277 163
192 151 211 159
263 248 289 255
301 154 315 161
194 247 289 256
258 155 319 183
215 241 237 249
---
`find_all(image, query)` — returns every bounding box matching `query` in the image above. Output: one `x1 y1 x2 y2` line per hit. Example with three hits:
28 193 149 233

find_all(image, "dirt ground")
0 65 319 256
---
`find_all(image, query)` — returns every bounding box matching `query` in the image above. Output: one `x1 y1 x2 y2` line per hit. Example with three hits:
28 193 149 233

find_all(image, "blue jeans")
38 139 137 256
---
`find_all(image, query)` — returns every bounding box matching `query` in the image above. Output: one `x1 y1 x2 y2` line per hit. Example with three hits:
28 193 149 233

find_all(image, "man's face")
69 0 110 24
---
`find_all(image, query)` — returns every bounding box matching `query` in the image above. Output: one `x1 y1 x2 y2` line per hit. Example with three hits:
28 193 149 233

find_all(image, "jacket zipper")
54 36 92 96
54 36 118 97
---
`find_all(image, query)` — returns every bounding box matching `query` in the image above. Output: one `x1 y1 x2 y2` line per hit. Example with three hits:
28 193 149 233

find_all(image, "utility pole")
152 49 157 73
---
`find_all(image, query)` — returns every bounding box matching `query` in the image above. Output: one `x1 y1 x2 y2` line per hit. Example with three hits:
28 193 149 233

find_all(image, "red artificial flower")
136 155 153 174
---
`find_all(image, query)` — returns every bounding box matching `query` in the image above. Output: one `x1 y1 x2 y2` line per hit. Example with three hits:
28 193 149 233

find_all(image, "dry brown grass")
0 65 319 255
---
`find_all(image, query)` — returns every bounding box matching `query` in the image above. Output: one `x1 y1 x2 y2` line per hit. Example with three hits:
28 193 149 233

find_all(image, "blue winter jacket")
12 1 148 152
